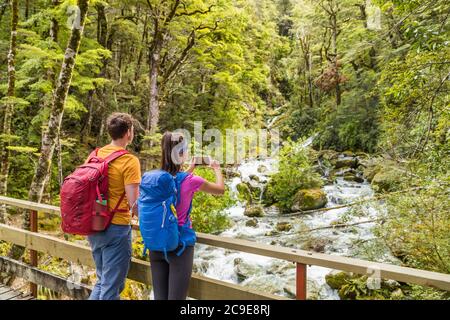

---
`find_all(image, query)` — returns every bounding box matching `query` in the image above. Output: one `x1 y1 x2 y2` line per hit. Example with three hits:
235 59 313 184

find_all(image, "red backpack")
60 148 129 235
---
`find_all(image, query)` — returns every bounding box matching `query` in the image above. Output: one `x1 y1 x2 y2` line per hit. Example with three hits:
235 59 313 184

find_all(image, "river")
192 145 395 299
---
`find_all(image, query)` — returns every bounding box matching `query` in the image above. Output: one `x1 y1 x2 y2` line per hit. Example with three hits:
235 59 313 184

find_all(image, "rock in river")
275 222 292 232
291 189 328 212
244 205 264 217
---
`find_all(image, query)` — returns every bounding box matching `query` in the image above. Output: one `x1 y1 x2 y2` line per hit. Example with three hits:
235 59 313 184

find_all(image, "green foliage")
190 167 234 234
374 179 450 274
264 139 322 212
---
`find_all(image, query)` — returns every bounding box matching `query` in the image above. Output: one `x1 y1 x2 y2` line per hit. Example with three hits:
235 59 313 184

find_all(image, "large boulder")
291 189 328 212
244 205 264 217
371 168 403 192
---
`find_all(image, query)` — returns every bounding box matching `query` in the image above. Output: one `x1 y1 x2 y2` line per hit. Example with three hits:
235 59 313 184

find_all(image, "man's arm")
125 183 139 216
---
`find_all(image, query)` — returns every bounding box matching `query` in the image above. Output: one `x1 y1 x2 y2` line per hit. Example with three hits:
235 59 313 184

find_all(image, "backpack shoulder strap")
97 149 129 214
103 149 129 165
85 148 99 163
174 172 190 206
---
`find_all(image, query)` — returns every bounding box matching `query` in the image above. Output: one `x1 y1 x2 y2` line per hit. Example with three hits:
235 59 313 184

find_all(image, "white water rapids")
192 147 395 299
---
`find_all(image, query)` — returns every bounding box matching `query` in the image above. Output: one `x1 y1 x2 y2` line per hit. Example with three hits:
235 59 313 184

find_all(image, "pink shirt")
176 174 205 227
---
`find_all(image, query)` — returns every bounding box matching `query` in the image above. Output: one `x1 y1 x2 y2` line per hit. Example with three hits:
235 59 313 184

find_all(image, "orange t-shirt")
96 145 141 225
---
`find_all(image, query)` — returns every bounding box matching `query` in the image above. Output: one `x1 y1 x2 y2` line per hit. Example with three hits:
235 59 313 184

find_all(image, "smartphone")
193 156 211 166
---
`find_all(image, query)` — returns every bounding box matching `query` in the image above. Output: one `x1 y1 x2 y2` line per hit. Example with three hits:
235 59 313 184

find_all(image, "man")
87 113 141 300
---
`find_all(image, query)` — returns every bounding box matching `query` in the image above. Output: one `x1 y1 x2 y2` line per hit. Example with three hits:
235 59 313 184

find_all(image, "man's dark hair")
106 113 134 140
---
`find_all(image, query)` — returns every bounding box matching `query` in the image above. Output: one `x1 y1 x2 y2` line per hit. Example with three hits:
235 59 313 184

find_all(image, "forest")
0 0 449 300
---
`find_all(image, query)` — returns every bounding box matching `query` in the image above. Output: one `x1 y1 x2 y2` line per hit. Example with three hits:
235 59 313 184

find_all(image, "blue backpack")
138 170 197 261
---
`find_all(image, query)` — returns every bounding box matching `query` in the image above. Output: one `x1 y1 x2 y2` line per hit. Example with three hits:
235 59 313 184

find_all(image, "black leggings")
149 246 194 300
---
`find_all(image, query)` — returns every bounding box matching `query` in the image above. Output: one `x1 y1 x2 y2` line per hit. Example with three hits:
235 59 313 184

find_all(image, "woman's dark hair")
161 131 186 175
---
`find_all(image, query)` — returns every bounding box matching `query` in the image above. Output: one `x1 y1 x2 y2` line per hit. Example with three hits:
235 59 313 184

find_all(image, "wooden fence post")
30 210 38 298
296 263 307 300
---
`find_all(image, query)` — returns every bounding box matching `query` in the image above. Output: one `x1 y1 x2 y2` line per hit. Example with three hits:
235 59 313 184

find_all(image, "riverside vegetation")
0 0 449 300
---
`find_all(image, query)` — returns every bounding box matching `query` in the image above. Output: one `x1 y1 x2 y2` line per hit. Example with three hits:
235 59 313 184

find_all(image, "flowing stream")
193 144 394 299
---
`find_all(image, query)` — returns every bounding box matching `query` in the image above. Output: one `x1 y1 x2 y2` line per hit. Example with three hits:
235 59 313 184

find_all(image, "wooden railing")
1 195 450 300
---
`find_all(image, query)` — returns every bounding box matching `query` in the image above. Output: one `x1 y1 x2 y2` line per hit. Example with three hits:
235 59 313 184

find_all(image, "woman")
150 131 225 300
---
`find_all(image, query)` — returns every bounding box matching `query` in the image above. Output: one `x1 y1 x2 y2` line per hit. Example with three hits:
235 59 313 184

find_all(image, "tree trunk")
147 38 162 135
27 0 89 204
50 1 60 43
8 0 89 263
331 10 341 107
0 0 18 223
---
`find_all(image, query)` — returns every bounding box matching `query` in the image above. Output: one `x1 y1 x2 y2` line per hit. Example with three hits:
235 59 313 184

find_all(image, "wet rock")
224 167 241 178
237 182 253 203
343 172 365 183
334 156 358 169
264 230 280 237
249 174 260 182
242 275 284 295
267 261 295 275
193 261 210 274
301 237 331 253
291 189 328 212
245 218 258 227
234 258 260 283
257 165 268 174
275 222 292 232
244 205 264 217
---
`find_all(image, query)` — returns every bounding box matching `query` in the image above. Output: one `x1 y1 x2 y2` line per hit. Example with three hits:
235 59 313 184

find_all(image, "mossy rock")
371 169 403 192
249 174 260 182
301 237 331 253
291 189 328 212
325 271 354 290
275 222 292 232
245 218 258 227
244 205 264 217
318 149 339 161
225 168 241 178
342 150 355 157
343 172 364 183
257 165 268 173
363 165 381 182
236 182 253 204
334 157 358 169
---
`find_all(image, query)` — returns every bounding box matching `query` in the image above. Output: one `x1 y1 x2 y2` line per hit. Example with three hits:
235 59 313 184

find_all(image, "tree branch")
175 4 215 17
